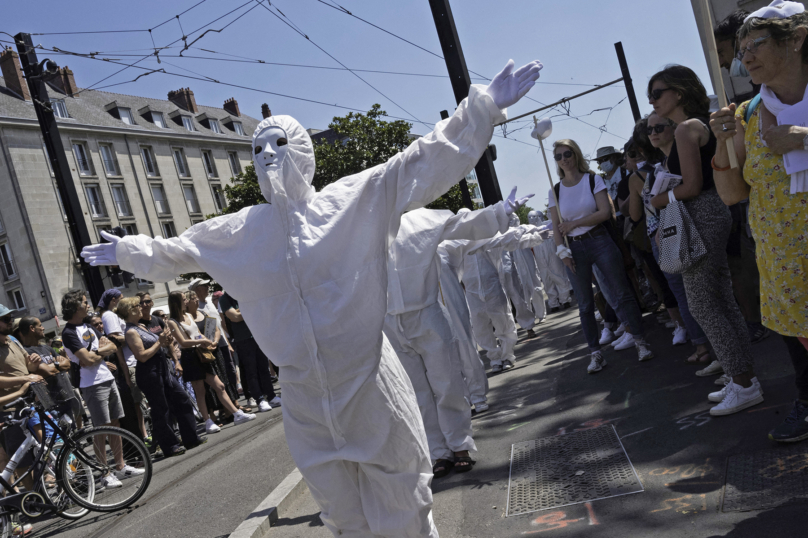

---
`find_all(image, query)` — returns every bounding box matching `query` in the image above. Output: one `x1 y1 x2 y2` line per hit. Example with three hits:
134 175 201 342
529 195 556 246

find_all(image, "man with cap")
594 146 625 210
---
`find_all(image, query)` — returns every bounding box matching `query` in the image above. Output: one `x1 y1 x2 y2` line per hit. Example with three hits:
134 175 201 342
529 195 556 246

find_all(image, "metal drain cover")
506 425 643 516
722 444 808 512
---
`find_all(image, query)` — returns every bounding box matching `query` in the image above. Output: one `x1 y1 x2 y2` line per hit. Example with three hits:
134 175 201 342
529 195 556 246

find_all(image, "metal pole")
428 0 502 206
614 42 641 122
533 117 569 249
14 32 106 305
440 109 473 210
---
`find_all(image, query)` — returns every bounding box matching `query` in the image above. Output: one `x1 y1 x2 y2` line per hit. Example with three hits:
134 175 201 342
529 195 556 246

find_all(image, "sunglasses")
139 300 153 306
554 150 574 162
736 34 771 61
646 123 670 135
627 150 639 159
648 87 675 101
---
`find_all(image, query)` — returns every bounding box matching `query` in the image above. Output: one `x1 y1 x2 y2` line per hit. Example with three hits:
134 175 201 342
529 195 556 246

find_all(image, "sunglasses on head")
646 123 670 135
553 150 573 162
648 87 675 101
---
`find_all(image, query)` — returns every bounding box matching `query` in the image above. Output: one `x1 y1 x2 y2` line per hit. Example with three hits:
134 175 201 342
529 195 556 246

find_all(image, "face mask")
600 161 615 174
253 126 289 173
729 58 750 78
509 214 520 228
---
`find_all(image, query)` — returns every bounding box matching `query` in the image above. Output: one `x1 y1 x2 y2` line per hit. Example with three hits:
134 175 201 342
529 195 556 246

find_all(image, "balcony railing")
102 158 120 176
89 201 107 218
154 200 170 215
114 200 132 217
185 199 201 214
1 259 17 280
76 157 93 175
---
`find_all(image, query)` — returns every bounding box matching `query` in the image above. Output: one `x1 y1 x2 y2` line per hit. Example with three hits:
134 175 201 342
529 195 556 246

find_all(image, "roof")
0 75 260 143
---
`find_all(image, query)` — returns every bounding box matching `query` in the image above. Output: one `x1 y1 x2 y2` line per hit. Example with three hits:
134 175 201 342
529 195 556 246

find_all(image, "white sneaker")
491 363 503 373
502 360 514 370
614 323 627 337
672 323 688 346
474 402 489 412
594 311 603 322
665 320 677 329
709 377 763 403
113 464 145 479
614 333 636 351
234 410 257 425
258 400 272 412
709 381 764 416
587 352 606 374
715 373 730 386
247 398 258 407
696 360 723 377
598 327 615 345
102 474 122 488
636 341 654 362
268 396 282 407
205 419 221 434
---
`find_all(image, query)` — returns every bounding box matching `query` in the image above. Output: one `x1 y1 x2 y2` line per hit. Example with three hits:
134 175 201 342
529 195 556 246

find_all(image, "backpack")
744 94 761 124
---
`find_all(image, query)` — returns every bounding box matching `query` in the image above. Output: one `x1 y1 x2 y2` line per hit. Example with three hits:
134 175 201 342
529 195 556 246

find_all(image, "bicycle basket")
30 381 57 411
49 372 75 403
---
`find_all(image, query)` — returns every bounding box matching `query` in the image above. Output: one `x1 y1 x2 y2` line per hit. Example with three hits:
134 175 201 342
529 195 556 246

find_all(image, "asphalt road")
270 304 807 538
30 399 296 538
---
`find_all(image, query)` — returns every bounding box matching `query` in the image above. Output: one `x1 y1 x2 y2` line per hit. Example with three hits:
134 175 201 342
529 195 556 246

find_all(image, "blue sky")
3 0 712 210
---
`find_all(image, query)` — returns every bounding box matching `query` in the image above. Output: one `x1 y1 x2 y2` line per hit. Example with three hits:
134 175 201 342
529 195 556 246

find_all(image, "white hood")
252 115 316 203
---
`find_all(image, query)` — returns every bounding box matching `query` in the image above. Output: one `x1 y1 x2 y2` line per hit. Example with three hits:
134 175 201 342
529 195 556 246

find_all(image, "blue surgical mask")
600 161 615 174
729 58 750 78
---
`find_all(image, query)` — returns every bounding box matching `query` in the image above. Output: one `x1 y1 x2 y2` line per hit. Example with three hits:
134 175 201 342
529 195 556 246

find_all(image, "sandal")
454 456 476 473
433 459 454 479
685 351 711 364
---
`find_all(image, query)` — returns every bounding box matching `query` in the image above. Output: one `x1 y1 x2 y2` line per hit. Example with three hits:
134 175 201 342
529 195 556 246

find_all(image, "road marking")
624 391 632 408
620 427 653 439
508 422 531 431
585 502 599 525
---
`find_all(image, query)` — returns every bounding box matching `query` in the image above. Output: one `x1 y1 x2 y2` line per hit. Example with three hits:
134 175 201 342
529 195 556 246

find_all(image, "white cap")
188 277 210 290
745 0 805 22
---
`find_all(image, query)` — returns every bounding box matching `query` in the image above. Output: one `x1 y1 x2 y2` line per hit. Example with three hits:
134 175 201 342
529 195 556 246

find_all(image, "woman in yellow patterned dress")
710 3 808 443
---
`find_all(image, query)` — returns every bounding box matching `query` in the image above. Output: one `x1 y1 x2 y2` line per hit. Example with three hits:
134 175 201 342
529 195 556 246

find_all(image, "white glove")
556 244 572 260
503 186 535 216
485 60 543 110
81 230 120 266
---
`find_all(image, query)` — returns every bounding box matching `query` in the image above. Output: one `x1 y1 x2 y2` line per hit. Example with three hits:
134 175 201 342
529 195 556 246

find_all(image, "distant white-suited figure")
501 214 546 336
528 210 573 310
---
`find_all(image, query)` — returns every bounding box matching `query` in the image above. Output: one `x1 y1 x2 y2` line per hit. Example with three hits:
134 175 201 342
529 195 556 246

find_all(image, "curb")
229 468 307 538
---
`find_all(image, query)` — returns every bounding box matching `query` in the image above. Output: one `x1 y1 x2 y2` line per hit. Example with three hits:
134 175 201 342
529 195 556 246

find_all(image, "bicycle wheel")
57 426 152 512
40 443 93 520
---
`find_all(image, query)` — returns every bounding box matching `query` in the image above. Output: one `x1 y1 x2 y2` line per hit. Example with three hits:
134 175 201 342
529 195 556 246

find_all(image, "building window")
211 185 226 213
233 121 244 136
72 142 93 176
151 185 171 216
161 221 177 238
98 144 120 176
227 152 241 175
191 219 203 226
182 185 201 214
141 146 159 177
123 223 138 236
152 111 167 128
51 99 68 118
209 119 221 134
182 116 194 132
172 148 190 178
0 243 16 281
85 184 108 218
110 184 132 217
6 289 25 310
119 108 135 125
201 150 217 178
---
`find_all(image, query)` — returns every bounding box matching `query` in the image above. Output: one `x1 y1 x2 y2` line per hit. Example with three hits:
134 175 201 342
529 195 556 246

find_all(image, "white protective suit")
528 210 572 309
437 242 488 408
385 205 508 463
83 85 511 537
501 214 546 331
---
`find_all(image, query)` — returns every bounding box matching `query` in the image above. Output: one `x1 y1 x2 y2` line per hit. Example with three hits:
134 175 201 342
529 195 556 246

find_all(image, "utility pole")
15 32 106 305
440 109 474 210
614 42 641 122
429 0 502 206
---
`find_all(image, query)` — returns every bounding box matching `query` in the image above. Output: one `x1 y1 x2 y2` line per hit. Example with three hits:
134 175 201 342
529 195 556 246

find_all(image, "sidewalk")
261 305 808 537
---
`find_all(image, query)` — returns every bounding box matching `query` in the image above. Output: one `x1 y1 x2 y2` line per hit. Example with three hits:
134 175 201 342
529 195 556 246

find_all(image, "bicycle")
0 377 153 535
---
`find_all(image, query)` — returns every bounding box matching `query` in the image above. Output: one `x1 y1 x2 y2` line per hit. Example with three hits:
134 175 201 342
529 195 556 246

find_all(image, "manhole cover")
506 425 643 516
722 444 808 512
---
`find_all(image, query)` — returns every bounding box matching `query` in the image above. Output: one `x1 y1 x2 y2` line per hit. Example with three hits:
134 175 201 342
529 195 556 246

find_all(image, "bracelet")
711 155 731 172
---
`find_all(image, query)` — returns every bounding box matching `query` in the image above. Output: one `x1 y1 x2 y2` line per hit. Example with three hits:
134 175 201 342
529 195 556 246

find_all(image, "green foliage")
426 184 466 213
222 163 264 214
515 204 535 224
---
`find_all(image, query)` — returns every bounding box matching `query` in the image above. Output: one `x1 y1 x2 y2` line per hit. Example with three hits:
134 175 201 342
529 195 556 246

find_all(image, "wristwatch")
803 132 808 151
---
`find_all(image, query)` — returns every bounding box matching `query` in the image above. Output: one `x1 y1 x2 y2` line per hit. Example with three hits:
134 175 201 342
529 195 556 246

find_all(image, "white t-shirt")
62 323 115 388
101 310 136 368
547 174 607 237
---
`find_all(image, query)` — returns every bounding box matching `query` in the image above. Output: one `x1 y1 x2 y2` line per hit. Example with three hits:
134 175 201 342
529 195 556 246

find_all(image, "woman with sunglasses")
548 139 653 374
709 2 808 440
647 65 761 417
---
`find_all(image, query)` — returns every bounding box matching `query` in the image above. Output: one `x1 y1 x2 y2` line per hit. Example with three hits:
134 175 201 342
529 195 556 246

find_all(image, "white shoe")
636 341 654 362
665 320 677 329
709 377 763 403
474 403 489 412
247 398 258 407
205 419 221 434
491 362 503 372
715 373 730 386
696 360 723 377
672 323 688 346
709 381 764 416
258 400 272 412
587 352 606 374
599 327 615 345
614 323 627 337
234 410 257 425
102 474 123 488
594 311 603 322
502 360 514 370
614 333 636 351
113 464 145 479
268 396 282 407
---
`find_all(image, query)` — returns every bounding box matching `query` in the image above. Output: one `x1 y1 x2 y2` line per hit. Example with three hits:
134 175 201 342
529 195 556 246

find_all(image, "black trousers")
137 361 200 453
234 338 276 402
782 335 808 401
219 345 239 394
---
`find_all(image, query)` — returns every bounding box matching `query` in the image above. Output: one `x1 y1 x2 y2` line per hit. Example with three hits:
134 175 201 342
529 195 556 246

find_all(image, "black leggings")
137 362 200 453
782 334 808 401
638 246 678 309
235 338 276 402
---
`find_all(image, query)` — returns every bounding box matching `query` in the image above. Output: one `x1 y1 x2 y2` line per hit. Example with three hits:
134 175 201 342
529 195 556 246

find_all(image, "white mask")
251 116 316 205
508 213 520 228
729 58 750 78
253 126 289 173
527 210 540 226
600 161 615 174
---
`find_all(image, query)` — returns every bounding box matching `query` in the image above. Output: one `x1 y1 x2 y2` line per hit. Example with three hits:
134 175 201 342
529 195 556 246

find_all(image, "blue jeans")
565 230 645 351
651 240 708 346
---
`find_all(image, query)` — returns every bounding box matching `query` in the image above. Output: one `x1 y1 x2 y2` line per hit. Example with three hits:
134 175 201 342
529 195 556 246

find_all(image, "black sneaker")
747 322 771 344
562 302 572 309
550 306 560 313
769 400 808 443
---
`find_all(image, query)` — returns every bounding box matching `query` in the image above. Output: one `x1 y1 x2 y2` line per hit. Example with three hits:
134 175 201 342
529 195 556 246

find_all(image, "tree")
222 163 263 214
515 204 534 224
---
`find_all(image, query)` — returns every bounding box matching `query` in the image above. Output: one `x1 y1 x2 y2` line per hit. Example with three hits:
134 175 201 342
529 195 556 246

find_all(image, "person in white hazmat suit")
384 192 531 478
501 213 547 338
528 210 573 311
80 59 543 537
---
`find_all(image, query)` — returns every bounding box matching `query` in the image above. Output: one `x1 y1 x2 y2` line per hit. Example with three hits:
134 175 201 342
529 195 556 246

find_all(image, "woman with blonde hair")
548 139 653 374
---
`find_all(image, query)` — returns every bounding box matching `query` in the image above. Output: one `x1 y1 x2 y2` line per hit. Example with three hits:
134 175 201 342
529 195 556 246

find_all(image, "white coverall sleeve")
466 225 545 255
439 202 509 242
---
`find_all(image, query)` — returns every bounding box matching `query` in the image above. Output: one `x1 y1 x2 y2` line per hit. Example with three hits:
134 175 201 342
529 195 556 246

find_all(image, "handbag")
174 317 218 364
657 190 707 274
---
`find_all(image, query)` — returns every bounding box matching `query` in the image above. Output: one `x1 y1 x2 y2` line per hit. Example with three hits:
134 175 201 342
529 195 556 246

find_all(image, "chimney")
168 87 198 113
51 66 78 97
0 47 31 101
261 103 271 119
223 97 240 117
